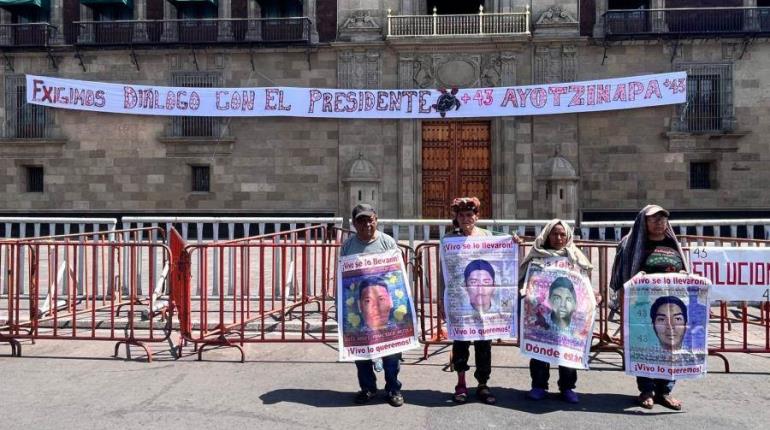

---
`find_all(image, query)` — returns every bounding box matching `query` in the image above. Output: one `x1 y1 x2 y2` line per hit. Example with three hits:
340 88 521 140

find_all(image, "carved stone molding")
534 44 577 84
338 50 381 89
400 53 516 89
338 10 382 42
535 5 578 25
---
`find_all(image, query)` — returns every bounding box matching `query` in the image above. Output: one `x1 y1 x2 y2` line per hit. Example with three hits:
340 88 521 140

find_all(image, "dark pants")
636 377 675 395
355 353 402 395
529 358 577 391
452 340 492 384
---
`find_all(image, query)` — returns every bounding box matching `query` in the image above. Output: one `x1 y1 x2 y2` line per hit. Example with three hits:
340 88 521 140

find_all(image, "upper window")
258 0 302 18
607 0 649 9
171 72 222 137
3 75 50 139
676 64 733 133
178 1 218 19
92 3 133 21
426 0 483 14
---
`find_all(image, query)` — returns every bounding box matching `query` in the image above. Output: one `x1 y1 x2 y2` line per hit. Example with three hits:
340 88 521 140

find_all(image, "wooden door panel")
421 121 491 219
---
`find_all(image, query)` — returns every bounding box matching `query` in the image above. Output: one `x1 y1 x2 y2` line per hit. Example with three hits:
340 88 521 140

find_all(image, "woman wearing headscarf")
609 204 687 411
519 219 594 404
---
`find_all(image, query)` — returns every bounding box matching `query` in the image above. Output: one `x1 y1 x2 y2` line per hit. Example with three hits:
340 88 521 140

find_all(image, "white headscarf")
519 219 593 285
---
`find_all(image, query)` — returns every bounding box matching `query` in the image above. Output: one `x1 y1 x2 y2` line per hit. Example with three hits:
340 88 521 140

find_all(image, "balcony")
386 6 530 38
0 23 56 48
71 17 311 46
604 7 770 39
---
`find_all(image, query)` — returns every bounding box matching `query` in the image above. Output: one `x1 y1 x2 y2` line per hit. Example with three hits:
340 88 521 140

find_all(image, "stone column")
77 3 94 44
218 0 233 41
593 0 606 38
497 51 518 218
651 0 667 33
246 0 262 41
397 55 418 217
744 0 759 31
305 0 318 43
134 0 148 42
49 0 65 44
161 0 177 42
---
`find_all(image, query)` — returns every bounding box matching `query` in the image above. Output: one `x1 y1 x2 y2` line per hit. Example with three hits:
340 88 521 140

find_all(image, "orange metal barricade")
0 228 174 361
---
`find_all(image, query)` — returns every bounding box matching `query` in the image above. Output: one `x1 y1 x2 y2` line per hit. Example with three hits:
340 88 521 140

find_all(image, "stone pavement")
1 340 768 430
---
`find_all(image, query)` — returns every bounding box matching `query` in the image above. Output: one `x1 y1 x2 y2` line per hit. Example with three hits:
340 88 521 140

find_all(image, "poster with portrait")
337 248 419 361
440 235 518 341
520 258 596 369
623 273 710 380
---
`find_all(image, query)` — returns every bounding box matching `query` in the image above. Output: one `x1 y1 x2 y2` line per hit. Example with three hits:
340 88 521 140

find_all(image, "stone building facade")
1 0 769 220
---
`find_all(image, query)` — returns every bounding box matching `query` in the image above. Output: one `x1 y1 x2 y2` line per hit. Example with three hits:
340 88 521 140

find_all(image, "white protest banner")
689 247 770 302
337 248 419 361
520 258 596 369
26 71 686 119
440 235 518 341
624 273 710 380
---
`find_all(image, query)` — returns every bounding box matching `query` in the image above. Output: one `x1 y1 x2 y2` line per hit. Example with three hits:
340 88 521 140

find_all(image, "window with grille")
689 162 713 189
25 166 44 193
171 72 221 137
4 75 50 138
677 64 733 133
191 165 211 192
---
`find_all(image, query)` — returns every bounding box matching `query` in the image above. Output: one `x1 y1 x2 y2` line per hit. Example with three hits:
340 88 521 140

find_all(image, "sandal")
638 392 654 410
477 385 497 405
654 394 683 411
453 385 468 404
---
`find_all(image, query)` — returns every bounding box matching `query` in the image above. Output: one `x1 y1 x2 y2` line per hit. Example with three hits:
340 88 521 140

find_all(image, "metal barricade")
0 228 174 362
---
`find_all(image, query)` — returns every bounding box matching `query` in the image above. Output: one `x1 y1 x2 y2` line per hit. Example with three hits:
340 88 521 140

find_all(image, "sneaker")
354 390 377 404
527 387 548 401
561 389 579 404
388 391 404 407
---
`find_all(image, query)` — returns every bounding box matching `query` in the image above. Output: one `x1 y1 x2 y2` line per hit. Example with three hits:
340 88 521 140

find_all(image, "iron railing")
387 6 530 37
0 23 56 47
71 17 311 46
604 7 770 38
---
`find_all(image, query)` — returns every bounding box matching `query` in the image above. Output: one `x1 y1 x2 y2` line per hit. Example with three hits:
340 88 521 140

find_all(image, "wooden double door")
421 121 492 219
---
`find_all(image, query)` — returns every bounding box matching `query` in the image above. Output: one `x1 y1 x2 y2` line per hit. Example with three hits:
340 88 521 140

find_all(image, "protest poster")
337 248 419 361
440 235 518 341
689 247 770 302
623 273 710 380
26 71 686 119
519 258 596 369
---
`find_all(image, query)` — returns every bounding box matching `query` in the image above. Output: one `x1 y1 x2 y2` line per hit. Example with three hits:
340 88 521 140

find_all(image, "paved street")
1 340 768 430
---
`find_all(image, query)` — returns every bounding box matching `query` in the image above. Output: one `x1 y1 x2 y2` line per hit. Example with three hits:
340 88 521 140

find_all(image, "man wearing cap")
341 203 404 407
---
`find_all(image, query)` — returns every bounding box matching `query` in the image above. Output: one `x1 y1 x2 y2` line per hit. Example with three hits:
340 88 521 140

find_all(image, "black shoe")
354 390 377 404
388 391 404 407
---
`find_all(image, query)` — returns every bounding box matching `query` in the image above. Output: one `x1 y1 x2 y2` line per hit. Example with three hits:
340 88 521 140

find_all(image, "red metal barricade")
0 228 174 361
174 225 415 361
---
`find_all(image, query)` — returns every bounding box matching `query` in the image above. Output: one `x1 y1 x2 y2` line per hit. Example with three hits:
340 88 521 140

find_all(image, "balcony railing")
71 17 311 46
387 6 530 37
604 7 770 38
0 23 57 47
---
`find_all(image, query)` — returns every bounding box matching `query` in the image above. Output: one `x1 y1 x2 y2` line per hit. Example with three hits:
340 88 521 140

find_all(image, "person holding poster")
519 219 595 404
610 205 689 410
339 203 408 407
440 197 520 405
623 274 709 401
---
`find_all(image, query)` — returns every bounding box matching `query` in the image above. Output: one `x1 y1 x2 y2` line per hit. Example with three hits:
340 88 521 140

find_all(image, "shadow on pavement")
260 388 678 415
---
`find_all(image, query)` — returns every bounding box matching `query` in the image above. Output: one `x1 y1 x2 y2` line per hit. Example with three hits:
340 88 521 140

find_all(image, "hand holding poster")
519 258 596 369
689 247 770 302
623 273 710 380
337 249 419 361
440 235 518 341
